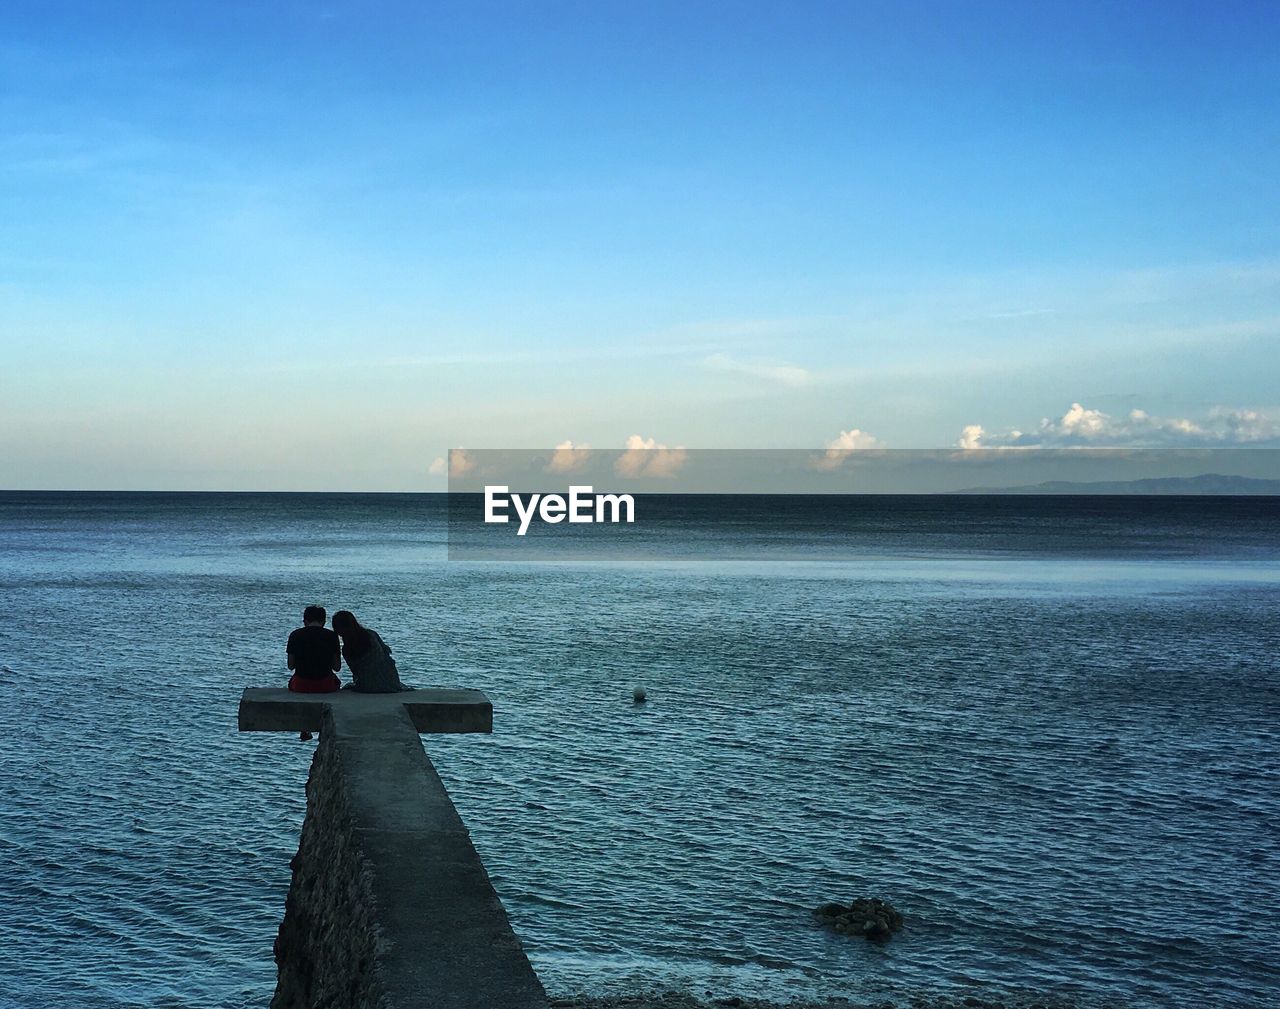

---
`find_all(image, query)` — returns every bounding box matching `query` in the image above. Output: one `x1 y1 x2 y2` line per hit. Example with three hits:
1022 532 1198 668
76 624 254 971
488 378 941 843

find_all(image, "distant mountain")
954 473 1280 495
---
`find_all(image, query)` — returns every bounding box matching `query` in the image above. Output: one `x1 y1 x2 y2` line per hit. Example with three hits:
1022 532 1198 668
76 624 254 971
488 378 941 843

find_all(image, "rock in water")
813 897 903 942
863 917 891 940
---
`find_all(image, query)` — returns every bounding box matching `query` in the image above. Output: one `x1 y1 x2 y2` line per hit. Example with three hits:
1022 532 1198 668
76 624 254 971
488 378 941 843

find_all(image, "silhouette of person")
332 610 409 693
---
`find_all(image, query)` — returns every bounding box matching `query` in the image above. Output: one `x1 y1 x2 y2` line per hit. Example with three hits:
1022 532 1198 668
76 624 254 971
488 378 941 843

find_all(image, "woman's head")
331 610 360 637
332 610 371 656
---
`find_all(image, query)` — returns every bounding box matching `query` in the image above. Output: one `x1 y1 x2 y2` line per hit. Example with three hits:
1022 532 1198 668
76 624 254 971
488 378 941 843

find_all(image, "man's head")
303 605 326 626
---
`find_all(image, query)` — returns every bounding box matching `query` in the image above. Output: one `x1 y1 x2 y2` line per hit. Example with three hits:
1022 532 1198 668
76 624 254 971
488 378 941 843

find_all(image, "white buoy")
632 686 647 703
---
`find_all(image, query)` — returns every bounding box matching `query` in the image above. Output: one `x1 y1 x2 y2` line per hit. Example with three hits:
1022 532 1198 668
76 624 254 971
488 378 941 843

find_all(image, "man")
286 605 342 740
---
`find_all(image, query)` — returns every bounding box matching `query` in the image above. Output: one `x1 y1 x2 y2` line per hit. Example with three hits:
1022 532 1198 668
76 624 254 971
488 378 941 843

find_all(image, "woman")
331 610 409 693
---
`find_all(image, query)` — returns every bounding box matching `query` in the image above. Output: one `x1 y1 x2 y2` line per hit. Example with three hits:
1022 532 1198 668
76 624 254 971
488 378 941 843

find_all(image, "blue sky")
2 1 1278 489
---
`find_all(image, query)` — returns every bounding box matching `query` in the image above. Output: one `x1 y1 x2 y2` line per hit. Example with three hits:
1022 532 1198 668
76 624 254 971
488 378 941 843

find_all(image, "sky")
1 0 1278 490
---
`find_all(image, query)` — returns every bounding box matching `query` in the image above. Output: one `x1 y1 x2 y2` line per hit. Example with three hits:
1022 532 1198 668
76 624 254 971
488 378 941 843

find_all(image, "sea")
0 491 1277 1009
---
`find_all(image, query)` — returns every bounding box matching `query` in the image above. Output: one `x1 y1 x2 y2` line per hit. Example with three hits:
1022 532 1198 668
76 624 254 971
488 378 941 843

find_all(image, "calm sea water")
1 492 1278 1009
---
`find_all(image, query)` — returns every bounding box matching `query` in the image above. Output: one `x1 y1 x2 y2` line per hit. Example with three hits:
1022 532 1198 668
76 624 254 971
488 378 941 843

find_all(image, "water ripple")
1 496 1278 1008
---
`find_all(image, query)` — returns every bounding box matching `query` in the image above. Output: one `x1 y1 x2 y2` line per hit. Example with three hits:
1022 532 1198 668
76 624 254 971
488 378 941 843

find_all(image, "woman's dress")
346 629 408 693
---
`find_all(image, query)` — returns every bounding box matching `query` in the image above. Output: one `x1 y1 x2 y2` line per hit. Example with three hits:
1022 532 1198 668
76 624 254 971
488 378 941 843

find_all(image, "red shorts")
288 673 341 693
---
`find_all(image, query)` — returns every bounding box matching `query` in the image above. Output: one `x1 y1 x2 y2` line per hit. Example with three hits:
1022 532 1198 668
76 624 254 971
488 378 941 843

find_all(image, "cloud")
1207 405 1277 441
449 449 477 476
813 426 881 470
428 449 476 477
546 439 591 473
956 424 986 450
614 434 688 479
703 352 811 387
956 403 1280 448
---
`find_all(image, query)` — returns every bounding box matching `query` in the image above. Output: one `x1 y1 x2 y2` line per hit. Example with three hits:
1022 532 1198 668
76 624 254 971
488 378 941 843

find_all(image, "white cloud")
813 426 881 470
430 449 477 477
957 403 1280 448
703 352 811 387
956 424 985 450
449 449 477 476
1207 406 1276 441
614 434 688 478
1056 402 1110 439
546 439 591 473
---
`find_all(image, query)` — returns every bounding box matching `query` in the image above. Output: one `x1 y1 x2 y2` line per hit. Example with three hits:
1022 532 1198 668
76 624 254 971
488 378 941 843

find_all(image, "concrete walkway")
239 687 548 1009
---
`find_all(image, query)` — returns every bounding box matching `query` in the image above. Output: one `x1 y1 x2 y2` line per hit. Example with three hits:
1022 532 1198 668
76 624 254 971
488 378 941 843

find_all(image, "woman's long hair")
331 610 372 658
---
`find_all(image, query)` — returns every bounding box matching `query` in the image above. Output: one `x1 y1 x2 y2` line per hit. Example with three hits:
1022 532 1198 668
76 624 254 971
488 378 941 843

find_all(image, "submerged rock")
813 897 903 941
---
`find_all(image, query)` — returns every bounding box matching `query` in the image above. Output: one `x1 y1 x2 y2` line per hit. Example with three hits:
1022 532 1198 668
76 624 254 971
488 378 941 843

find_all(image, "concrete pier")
238 688 548 1009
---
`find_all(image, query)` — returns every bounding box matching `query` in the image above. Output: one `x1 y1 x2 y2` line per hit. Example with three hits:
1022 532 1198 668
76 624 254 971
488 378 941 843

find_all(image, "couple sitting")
286 605 408 694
